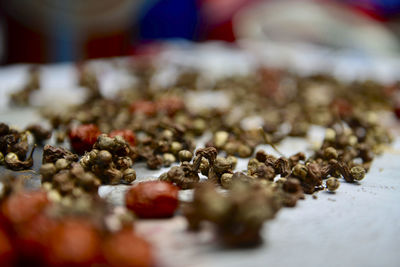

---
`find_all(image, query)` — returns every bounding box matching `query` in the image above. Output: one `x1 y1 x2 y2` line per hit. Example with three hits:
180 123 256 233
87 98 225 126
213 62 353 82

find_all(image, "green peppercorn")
292 163 308 179
226 156 237 170
326 177 340 192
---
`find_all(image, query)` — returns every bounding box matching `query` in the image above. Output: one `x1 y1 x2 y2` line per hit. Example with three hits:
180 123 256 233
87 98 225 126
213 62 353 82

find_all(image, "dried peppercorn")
157 96 185 116
125 181 179 218
25 124 52 144
326 177 340 192
109 129 136 147
102 228 154 267
69 124 101 154
45 219 101 267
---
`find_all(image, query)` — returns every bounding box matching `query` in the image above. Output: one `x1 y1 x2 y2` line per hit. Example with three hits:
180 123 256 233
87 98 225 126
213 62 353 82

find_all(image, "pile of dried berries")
1 57 397 251
0 177 153 267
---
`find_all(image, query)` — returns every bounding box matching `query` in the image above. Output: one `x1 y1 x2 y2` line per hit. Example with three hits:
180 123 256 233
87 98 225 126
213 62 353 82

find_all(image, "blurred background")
0 0 400 64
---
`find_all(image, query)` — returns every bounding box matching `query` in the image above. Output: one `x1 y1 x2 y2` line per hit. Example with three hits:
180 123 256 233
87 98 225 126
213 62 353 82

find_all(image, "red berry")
109 129 136 146
130 100 157 116
125 181 179 218
69 124 101 154
45 219 101 267
102 229 153 267
1 191 49 225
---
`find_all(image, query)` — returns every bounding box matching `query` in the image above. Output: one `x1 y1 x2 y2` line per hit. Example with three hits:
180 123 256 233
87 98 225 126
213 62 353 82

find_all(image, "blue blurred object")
138 0 200 41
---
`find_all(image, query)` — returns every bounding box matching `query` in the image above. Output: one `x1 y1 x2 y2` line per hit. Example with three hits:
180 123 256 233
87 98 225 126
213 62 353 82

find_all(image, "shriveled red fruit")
0 228 14 267
1 190 49 225
125 181 179 218
45 218 101 267
110 129 136 146
69 124 101 154
14 214 58 265
157 96 185 116
130 100 157 116
103 228 154 267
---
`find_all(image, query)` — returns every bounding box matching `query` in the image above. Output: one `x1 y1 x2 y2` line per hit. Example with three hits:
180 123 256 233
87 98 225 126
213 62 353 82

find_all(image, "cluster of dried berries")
184 180 281 247
80 134 137 184
39 144 102 198
0 178 153 267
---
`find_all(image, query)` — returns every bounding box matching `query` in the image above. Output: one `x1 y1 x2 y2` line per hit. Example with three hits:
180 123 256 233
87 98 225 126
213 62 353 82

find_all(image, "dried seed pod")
4 145 36 171
97 150 113 166
214 131 229 148
254 165 275 181
170 142 183 155
274 157 290 177
55 158 70 171
43 144 79 164
214 157 233 174
326 177 340 192
40 163 57 182
224 142 238 155
237 144 252 158
292 164 308 179
146 155 163 170
122 168 136 184
324 147 338 160
178 150 193 162
163 153 176 167
226 156 237 170
350 166 366 181
221 173 233 189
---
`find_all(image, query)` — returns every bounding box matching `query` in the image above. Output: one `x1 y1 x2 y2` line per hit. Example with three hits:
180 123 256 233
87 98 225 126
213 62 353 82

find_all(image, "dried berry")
69 124 101 154
125 181 179 218
326 177 340 192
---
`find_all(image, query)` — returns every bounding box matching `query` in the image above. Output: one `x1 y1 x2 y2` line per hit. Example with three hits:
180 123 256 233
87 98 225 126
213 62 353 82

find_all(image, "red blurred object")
109 129 136 146
102 228 154 267
1 191 49 225
69 124 101 155
14 214 57 265
125 181 179 218
0 228 14 267
130 100 157 117
45 219 102 267
157 97 185 116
